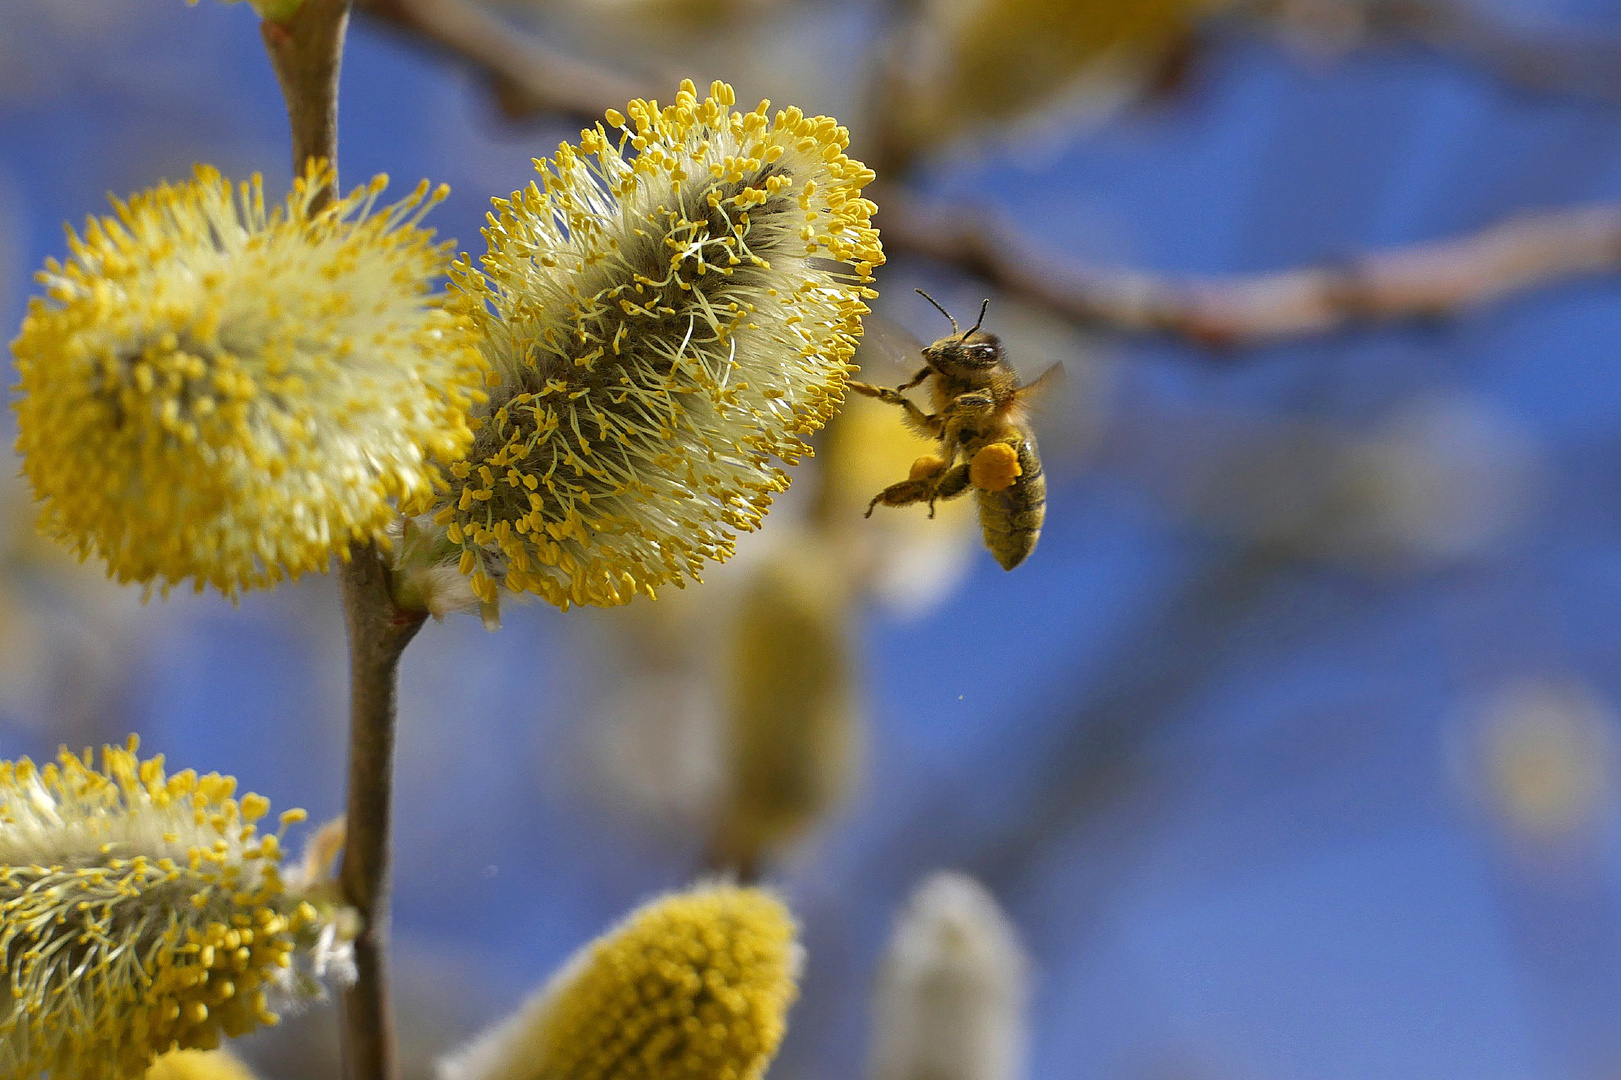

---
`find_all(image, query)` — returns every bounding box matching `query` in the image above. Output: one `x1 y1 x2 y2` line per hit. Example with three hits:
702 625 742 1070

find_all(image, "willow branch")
264 5 426 1080
333 543 423 1080
876 184 1621 347
353 0 653 123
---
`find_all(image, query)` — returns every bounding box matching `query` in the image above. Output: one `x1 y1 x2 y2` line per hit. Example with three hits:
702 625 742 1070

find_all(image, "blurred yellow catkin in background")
440 885 800 1080
191 0 307 21
145 1051 258 1080
818 386 980 614
709 534 862 875
1454 676 1620 849
879 0 1228 168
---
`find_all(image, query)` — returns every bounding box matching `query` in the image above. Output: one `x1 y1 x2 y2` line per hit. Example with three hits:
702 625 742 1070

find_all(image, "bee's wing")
855 315 928 379
1014 363 1068 410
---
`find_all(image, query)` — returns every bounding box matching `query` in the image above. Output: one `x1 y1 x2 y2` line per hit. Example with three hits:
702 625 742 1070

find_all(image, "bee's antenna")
964 299 990 338
915 288 959 335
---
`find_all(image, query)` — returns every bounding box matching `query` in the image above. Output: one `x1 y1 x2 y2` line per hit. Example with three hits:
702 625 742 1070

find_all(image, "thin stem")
336 544 425 1080
262 4 427 1080
261 0 348 200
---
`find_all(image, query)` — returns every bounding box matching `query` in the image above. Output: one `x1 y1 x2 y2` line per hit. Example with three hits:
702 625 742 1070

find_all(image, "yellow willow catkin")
711 536 859 871
440 885 800 1080
884 0 1223 164
145 1050 258 1080
817 386 978 613
430 78 881 611
0 739 350 1080
11 161 482 597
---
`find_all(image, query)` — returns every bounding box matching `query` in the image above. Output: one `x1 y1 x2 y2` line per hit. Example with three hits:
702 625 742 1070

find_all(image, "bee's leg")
847 381 943 437
864 478 935 518
864 455 952 519
925 464 972 518
895 365 933 392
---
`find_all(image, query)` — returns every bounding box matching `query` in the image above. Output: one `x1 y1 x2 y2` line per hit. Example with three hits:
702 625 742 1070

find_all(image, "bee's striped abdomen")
976 435 1045 570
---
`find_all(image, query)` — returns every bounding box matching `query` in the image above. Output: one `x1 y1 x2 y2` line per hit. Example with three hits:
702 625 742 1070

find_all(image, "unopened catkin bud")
870 873 1030 1080
440 885 800 1080
710 536 860 874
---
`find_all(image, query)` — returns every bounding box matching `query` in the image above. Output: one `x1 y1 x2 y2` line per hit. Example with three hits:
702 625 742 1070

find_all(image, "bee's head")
924 330 1003 374
915 290 1000 376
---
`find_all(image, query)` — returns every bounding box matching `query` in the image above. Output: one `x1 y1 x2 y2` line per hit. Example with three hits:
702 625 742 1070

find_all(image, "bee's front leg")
848 380 944 438
895 365 933 392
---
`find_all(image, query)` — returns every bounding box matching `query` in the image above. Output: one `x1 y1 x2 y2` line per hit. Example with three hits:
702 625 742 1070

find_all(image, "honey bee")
849 291 1062 570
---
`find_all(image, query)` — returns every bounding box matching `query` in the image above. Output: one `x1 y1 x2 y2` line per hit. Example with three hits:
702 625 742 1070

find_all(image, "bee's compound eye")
972 345 998 359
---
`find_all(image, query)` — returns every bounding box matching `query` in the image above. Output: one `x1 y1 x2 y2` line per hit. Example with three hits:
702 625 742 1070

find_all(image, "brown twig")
334 544 425 1080
876 184 1621 347
263 4 428 1080
353 0 653 124
262 1 346 196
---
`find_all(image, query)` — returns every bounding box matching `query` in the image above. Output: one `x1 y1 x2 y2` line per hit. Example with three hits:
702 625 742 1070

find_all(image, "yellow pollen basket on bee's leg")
909 454 948 480
969 442 1022 491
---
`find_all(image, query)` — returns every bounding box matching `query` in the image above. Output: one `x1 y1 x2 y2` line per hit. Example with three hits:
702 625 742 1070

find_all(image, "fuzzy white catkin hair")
868 872 1030 1080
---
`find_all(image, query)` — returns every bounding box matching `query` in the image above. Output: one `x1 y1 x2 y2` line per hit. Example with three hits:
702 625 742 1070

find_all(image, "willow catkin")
10 162 479 596
881 0 1223 167
0 739 351 1080
430 79 881 611
869 873 1030 1080
145 1050 258 1080
710 534 860 872
439 885 800 1080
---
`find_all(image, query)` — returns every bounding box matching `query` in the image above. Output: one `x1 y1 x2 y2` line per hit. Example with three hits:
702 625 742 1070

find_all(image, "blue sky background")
6 1 1621 1078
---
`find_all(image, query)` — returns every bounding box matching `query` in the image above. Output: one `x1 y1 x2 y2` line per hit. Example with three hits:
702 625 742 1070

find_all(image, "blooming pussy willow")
12 162 483 596
440 884 800 1080
435 79 881 610
0 739 352 1080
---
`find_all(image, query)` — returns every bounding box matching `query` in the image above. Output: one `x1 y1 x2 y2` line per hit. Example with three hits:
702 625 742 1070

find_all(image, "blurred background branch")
353 0 654 123
877 187 1621 346
352 0 1621 351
